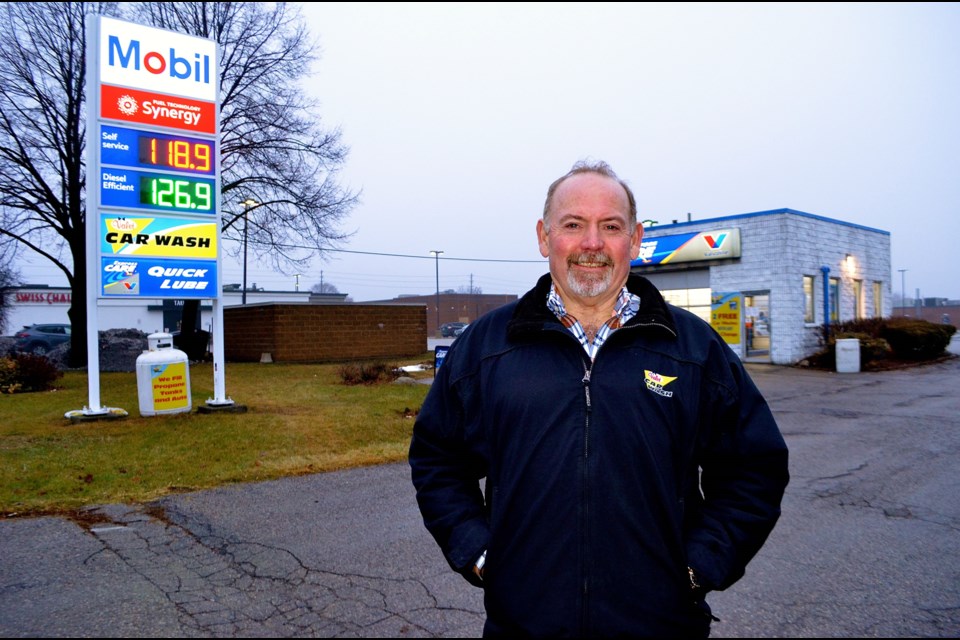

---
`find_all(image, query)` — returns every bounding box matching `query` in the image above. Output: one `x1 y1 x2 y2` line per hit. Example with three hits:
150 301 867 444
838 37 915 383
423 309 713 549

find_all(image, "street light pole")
898 268 907 316
241 199 258 305
429 250 443 335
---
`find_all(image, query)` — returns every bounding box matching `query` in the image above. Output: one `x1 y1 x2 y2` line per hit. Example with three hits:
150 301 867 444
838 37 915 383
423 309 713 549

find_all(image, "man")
409 160 789 637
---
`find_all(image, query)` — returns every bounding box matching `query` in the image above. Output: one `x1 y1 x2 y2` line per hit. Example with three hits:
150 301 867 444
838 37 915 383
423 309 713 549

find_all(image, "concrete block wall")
224 303 428 363
641 210 892 364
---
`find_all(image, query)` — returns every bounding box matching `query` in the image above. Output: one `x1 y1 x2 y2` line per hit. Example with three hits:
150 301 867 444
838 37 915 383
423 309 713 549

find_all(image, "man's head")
537 160 643 308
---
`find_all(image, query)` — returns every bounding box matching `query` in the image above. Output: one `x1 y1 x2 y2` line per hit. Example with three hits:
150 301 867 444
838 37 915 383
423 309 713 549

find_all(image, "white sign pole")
66 15 124 420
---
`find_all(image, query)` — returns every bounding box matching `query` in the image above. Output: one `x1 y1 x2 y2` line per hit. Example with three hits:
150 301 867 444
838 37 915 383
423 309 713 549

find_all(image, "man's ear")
630 223 644 259
537 219 549 258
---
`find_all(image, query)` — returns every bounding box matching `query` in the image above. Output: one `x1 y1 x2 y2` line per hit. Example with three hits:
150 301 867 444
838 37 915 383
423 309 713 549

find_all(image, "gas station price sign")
101 124 215 175
101 167 216 214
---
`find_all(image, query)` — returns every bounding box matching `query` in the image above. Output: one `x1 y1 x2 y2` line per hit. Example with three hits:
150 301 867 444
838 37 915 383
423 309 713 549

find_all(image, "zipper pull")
582 367 592 411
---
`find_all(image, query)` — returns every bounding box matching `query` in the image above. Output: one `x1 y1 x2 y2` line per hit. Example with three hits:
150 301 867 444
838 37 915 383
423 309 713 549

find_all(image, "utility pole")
898 269 907 316
429 250 443 334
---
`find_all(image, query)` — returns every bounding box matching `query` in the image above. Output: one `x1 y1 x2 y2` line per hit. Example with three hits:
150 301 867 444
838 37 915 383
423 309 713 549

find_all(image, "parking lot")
1 352 958 637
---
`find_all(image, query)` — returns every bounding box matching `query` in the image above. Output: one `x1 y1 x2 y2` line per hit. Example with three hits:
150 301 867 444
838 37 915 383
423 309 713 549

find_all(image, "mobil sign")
99 16 217 103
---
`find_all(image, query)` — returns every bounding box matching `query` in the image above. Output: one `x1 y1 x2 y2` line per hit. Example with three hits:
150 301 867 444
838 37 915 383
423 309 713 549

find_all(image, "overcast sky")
18 2 960 302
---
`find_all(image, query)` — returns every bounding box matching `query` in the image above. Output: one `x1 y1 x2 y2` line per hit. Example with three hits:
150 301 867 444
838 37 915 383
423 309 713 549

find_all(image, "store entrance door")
744 292 770 361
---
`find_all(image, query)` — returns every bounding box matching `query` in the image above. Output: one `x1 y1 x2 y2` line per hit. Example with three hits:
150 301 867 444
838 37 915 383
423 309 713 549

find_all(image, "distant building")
632 208 892 365
3 284 316 335
367 292 517 336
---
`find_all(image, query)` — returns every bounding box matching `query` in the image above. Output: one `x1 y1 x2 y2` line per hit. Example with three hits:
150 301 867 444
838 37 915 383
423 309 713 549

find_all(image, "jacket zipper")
581 361 592 635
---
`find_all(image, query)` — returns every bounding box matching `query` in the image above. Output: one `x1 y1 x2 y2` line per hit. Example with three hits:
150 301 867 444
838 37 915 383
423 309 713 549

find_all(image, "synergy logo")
644 370 678 398
116 94 139 116
703 233 727 249
99 17 217 102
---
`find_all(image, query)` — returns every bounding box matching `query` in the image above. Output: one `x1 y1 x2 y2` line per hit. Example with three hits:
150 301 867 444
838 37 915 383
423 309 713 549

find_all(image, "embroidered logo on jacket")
644 370 678 397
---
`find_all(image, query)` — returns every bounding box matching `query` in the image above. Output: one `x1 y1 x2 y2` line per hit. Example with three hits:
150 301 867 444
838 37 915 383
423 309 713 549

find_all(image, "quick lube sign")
93 16 220 300
99 17 216 102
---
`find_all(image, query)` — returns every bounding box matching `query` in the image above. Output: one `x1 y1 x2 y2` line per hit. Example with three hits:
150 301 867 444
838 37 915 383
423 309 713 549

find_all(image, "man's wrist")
472 550 487 580
688 566 705 598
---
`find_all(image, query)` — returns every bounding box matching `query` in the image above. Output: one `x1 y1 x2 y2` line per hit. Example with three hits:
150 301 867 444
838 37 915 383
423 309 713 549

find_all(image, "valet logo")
99 17 217 102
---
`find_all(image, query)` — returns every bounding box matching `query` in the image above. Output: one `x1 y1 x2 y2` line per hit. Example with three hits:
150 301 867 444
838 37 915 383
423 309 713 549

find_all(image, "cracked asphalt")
2 351 959 638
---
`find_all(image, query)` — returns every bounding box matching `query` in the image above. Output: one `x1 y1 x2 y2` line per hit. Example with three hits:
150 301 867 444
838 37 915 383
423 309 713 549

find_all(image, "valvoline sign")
99 16 217 103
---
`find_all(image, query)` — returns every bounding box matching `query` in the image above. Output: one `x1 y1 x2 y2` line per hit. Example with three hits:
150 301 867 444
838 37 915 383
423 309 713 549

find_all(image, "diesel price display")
100 168 216 215
140 176 212 211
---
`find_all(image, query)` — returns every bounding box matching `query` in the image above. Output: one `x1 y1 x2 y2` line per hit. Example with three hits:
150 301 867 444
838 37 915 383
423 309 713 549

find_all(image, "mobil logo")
99 17 217 103
108 36 210 85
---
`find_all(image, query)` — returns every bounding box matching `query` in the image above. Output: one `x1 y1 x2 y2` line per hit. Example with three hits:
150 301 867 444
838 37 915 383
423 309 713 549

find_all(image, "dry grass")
0 357 434 517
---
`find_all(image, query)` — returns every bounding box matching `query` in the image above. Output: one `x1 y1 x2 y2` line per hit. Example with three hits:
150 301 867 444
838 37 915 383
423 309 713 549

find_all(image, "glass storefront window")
853 280 864 320
829 277 840 323
803 276 815 323
660 287 711 323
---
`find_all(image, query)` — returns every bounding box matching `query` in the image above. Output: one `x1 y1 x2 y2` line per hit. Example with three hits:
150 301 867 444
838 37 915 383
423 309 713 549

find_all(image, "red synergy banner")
100 83 216 134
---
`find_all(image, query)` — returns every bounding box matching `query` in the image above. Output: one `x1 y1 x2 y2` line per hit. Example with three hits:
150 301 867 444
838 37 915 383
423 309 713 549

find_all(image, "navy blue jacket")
409 274 789 637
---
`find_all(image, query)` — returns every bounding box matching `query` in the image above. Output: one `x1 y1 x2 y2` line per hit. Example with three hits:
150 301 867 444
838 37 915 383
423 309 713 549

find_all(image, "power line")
233 240 546 264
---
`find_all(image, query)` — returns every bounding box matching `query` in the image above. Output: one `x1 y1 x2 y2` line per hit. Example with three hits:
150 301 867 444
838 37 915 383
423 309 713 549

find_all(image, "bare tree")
0 2 106 365
0 2 357 366
457 284 483 295
311 281 340 295
0 247 21 336
131 2 358 269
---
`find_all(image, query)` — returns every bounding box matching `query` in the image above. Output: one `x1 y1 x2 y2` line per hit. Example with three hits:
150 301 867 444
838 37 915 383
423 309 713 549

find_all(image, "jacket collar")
508 273 677 340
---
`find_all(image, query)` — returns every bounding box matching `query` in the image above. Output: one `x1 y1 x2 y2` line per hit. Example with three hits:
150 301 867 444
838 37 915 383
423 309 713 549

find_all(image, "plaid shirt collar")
546 282 641 360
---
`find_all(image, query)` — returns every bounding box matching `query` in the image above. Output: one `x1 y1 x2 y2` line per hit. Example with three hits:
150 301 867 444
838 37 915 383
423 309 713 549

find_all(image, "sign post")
68 15 235 420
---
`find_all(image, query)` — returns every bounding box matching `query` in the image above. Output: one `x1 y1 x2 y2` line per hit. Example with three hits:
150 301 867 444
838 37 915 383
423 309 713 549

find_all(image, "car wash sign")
91 16 220 300
631 228 742 267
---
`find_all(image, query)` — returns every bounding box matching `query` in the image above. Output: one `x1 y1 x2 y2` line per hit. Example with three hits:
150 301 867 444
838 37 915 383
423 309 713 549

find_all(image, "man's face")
537 172 642 307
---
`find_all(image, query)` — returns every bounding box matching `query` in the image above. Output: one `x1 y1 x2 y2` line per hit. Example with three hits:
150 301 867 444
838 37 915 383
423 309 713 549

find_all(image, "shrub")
833 331 891 365
880 318 955 360
0 352 63 393
337 361 401 385
0 357 20 393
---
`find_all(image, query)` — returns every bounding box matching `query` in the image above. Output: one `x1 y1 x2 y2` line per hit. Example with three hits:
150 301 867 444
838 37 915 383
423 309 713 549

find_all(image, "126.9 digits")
139 176 212 211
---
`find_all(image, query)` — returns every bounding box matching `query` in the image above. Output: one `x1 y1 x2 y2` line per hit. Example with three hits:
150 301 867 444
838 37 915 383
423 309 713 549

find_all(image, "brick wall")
224 303 428 363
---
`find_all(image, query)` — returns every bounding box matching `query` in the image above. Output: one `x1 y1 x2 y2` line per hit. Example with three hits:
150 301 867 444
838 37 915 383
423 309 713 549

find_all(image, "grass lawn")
0 356 434 517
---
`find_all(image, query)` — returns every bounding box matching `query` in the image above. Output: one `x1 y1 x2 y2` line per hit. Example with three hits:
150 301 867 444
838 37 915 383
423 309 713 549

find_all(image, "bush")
833 331 891 365
337 361 401 385
880 318 956 360
0 352 63 393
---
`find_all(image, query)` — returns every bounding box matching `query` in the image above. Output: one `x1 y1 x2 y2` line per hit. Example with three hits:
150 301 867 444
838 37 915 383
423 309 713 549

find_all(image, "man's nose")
580 225 604 250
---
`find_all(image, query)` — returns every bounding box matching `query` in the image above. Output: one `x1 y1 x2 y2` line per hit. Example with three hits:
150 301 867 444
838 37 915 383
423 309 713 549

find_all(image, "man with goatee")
410 159 789 637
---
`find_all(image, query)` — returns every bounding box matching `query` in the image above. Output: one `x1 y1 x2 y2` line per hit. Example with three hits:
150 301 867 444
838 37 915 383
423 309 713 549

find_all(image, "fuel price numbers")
101 124 215 175
140 175 213 211
101 168 216 214
139 135 212 173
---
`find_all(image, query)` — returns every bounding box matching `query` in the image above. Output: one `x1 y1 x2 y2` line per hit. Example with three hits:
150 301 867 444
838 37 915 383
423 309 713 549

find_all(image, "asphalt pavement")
1 344 959 638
